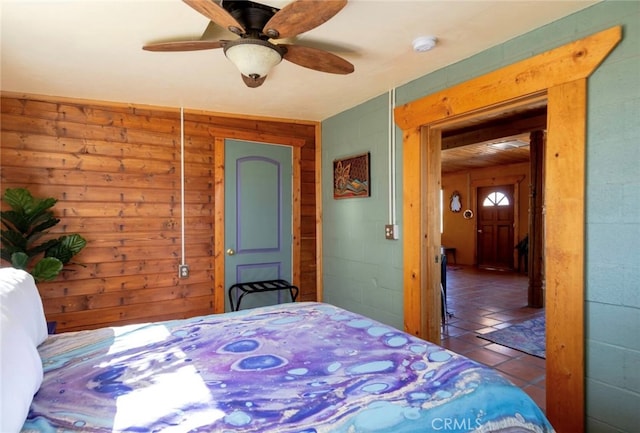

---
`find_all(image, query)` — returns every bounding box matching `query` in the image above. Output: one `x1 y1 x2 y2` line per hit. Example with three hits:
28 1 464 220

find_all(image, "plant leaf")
2 188 85 281
30 216 60 235
62 234 87 255
10 251 29 269
3 188 33 212
0 248 13 263
25 197 57 222
32 257 63 282
28 238 60 257
45 242 73 264
1 209 30 233
1 229 27 250
45 235 87 264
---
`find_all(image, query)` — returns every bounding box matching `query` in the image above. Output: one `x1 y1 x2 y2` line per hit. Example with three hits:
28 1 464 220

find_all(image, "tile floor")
440 265 547 412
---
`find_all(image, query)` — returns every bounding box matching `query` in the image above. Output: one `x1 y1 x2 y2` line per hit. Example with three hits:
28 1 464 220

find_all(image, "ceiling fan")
143 0 355 88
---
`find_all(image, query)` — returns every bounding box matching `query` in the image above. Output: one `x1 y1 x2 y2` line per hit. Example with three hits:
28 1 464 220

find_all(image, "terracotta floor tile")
464 347 512 367
450 309 495 319
517 354 547 369
472 316 504 327
448 319 485 331
444 265 546 411
497 371 528 388
496 359 545 383
440 337 479 354
455 332 492 346
474 326 500 335
476 305 504 313
446 316 461 324
533 375 546 388
523 384 546 412
441 325 468 337
484 343 526 358
484 312 518 322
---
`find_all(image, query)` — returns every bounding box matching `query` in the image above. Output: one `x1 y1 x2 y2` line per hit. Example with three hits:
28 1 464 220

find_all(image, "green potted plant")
1 188 86 282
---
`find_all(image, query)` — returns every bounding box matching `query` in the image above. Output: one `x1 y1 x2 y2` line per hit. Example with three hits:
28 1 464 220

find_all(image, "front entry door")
476 185 514 270
224 139 292 311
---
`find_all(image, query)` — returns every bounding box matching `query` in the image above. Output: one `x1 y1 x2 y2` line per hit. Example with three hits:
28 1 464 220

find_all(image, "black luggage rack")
228 279 299 311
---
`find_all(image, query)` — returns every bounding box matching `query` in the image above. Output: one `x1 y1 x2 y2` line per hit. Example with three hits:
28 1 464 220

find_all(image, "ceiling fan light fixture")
224 39 284 79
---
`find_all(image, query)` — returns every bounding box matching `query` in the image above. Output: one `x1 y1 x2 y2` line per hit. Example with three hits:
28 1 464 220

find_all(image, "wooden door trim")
395 27 621 130
214 137 226 313
213 138 302 314
292 146 302 288
315 126 324 301
395 27 621 433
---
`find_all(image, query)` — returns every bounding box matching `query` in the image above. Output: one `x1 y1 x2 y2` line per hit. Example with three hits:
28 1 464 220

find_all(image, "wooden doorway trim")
394 27 621 433
213 136 305 315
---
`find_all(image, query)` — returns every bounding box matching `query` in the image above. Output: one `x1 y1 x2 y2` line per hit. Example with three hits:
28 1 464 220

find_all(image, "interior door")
476 185 514 270
224 139 293 311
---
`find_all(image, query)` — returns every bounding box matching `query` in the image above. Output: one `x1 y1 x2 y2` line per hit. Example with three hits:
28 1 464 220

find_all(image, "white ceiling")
1 0 597 121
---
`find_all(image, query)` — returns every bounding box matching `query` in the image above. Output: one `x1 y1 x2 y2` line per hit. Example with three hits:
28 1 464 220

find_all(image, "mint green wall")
321 2 639 432
322 94 405 329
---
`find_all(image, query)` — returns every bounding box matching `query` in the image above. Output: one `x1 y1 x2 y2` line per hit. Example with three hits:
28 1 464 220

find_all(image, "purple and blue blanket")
23 302 554 432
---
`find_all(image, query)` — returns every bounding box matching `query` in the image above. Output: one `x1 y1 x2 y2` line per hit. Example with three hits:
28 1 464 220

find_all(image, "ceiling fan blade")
183 0 245 34
263 0 347 39
143 40 226 52
281 44 353 74
201 20 236 39
241 74 267 88
276 36 358 56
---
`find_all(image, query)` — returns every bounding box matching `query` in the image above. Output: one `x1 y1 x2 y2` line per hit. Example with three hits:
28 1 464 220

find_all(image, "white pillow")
0 267 48 346
0 311 44 432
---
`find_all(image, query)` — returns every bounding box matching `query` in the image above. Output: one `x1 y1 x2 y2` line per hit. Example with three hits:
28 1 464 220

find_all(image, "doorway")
477 184 515 270
394 27 622 432
439 127 547 407
441 139 544 409
212 134 306 315
223 139 293 311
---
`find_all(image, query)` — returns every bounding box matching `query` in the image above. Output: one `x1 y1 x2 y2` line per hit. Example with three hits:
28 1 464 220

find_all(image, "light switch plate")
385 224 399 240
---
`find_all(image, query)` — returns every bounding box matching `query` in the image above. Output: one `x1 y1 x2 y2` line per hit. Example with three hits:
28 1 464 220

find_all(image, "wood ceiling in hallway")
441 106 547 174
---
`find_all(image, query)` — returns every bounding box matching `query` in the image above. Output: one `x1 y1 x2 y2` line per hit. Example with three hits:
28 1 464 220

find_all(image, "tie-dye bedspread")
23 302 554 432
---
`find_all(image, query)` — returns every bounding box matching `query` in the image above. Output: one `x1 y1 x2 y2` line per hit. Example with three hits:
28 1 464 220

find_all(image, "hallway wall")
442 162 530 267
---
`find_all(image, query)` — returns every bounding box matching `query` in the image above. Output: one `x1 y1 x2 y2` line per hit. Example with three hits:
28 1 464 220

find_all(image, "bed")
1 268 555 432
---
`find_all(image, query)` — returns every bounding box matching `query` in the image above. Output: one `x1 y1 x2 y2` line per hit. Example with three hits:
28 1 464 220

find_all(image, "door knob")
226 248 235 256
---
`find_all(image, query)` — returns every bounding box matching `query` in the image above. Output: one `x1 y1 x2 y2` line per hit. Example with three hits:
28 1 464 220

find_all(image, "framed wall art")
333 152 370 199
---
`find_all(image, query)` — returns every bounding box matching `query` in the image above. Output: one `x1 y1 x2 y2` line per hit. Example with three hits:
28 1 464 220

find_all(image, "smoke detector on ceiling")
412 36 437 52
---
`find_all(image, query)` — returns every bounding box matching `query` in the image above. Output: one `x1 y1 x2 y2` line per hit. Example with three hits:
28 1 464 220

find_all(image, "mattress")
23 302 554 432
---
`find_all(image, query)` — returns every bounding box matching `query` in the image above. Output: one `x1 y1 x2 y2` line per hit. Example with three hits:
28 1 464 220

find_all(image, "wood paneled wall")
0 93 318 332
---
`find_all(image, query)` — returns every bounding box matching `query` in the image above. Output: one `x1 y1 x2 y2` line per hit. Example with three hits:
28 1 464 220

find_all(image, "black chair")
441 254 452 327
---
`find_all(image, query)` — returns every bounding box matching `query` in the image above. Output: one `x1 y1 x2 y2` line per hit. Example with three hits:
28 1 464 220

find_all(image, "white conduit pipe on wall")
180 107 186 266
388 89 397 226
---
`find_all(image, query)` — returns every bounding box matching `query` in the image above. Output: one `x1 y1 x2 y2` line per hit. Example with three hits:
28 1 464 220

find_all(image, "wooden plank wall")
0 93 318 332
